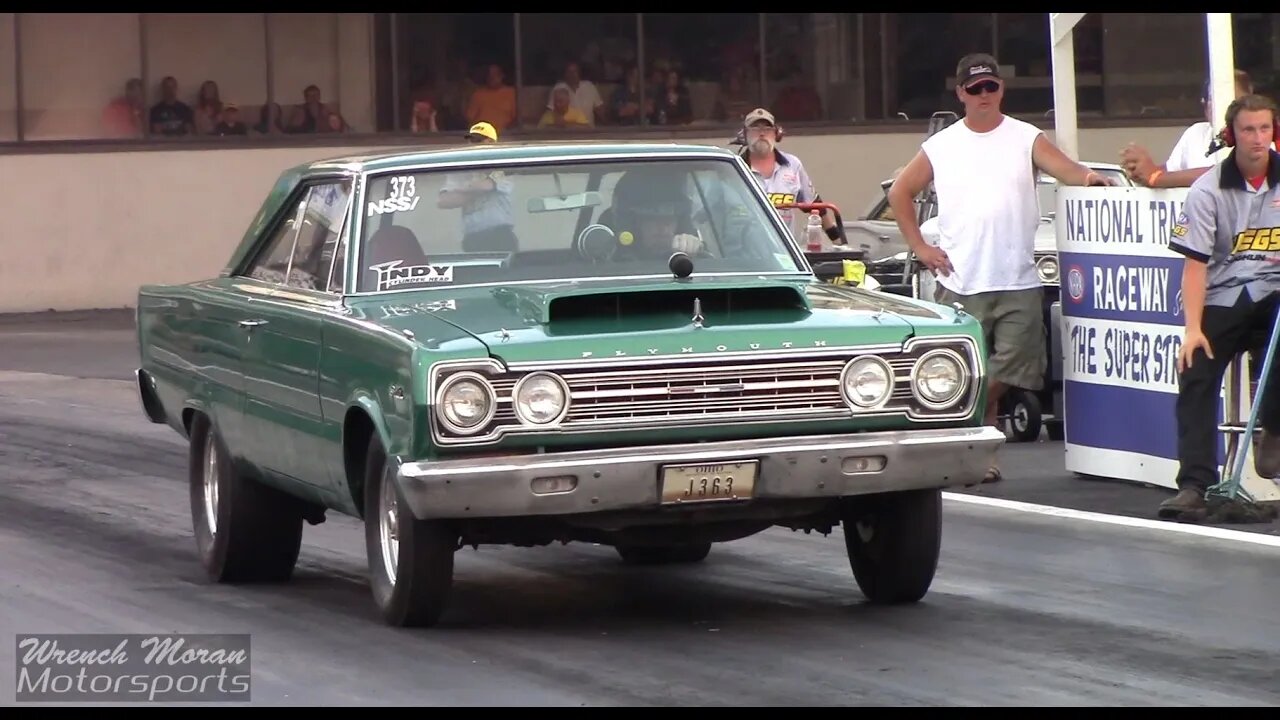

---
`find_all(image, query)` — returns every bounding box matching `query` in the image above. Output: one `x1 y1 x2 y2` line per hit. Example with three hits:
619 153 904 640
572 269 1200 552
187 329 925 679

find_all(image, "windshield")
353 156 804 293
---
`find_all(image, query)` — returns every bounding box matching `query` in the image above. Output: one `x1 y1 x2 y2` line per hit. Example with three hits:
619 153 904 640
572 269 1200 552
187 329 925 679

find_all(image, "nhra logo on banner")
1066 265 1085 303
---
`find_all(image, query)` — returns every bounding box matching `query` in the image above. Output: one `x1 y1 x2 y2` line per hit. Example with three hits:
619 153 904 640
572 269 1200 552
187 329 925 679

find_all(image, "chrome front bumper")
394 426 1005 520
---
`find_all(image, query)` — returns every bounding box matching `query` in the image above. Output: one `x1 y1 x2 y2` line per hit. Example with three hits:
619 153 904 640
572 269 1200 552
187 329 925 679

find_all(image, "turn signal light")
841 456 887 474
531 475 577 495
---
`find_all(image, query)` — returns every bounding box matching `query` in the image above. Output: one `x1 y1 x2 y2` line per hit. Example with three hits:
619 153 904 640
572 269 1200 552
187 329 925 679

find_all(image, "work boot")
1255 429 1280 478
1157 488 1207 519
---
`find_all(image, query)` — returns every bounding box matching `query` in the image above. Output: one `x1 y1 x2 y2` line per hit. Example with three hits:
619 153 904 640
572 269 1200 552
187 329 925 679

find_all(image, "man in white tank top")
887 52 1114 483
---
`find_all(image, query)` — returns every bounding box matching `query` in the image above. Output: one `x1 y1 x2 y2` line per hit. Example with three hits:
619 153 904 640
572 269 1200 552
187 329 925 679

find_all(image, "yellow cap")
465 121 498 142
619 231 634 246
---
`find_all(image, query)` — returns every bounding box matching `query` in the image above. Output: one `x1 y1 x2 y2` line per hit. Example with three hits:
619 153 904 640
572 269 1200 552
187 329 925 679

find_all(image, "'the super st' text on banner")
1056 186 1196 490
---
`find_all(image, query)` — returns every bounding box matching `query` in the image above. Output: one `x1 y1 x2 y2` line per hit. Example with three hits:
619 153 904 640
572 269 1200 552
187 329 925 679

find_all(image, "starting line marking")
942 491 1280 549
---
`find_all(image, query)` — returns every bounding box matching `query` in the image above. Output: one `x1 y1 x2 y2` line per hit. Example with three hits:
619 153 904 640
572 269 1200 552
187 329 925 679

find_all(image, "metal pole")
1206 13 1235 134
13 13 23 142
514 13 522 128
389 13 399 131
139 13 149 138
263 13 274 106
758 13 767 107
1050 13 1085 160
636 13 645 126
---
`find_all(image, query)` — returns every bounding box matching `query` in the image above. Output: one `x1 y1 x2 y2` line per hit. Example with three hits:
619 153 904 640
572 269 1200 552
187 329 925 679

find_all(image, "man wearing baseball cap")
738 107 840 243
438 120 515 251
887 51 1112 482
465 121 498 143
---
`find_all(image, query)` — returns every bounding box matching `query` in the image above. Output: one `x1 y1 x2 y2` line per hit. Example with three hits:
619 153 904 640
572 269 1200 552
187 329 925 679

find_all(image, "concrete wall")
0 123 1187 313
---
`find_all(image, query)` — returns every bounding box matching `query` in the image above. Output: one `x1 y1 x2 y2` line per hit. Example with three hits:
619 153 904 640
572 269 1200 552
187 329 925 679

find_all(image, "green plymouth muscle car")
134 141 1005 627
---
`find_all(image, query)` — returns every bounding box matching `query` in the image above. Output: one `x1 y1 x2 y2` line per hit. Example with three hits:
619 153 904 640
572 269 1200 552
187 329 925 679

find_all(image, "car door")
232 176 354 491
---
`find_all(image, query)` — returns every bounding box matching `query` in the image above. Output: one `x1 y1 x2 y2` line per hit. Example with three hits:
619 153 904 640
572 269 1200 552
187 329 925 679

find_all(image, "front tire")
842 489 942 604
363 435 457 627
188 413 304 583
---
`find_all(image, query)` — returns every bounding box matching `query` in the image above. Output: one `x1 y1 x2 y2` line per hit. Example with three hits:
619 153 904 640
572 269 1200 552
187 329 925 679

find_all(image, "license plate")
660 461 758 504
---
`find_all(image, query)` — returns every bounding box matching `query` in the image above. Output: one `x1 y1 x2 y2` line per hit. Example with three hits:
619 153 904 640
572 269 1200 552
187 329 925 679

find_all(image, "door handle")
238 319 269 329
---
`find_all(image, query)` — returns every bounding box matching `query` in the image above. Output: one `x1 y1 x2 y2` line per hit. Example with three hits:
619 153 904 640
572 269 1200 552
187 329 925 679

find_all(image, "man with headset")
1162 93 1280 518
738 107 841 243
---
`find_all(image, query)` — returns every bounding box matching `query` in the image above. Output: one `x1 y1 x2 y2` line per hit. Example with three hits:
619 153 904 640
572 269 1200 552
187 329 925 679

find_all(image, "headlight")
513 372 569 425
912 349 967 408
841 356 894 409
1036 254 1059 283
437 372 495 434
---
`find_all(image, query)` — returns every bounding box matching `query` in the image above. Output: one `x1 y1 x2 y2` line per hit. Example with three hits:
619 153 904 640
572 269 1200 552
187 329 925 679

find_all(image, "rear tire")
842 489 942 604
188 413 303 583
363 435 457 627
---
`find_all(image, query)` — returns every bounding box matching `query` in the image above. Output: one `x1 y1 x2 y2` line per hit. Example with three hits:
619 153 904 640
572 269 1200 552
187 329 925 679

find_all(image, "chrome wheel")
379 473 400 586
203 432 220 537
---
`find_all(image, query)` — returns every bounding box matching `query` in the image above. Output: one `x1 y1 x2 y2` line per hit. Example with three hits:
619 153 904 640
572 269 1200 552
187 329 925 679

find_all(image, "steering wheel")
575 223 618 263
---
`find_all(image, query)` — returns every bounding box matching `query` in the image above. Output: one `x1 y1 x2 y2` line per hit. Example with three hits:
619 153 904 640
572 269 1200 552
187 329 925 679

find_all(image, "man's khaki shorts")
933 285 1047 391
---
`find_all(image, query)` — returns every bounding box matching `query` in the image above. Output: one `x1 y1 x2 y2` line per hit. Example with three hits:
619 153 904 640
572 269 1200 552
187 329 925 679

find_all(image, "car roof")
296 141 741 176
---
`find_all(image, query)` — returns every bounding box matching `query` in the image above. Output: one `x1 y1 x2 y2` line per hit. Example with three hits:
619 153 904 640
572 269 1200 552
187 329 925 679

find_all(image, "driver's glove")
672 233 702 254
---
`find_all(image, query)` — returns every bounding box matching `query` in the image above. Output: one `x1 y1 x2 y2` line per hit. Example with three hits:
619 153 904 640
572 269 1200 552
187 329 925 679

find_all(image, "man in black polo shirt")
149 76 194 137
1162 93 1280 517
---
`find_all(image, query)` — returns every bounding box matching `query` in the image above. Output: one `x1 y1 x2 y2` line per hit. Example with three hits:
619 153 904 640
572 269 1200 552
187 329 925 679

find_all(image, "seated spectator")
323 111 349 133
102 78 144 138
194 80 223 135
547 61 603 126
286 84 330 133
150 76 195 136
650 69 693 125
212 103 247 135
713 68 756 123
610 65 647 125
467 63 517 132
254 102 285 135
410 96 439 133
539 86 590 129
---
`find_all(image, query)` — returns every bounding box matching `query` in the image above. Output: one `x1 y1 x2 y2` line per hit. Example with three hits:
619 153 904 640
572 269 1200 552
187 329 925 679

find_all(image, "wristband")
824 226 841 242
1147 169 1164 187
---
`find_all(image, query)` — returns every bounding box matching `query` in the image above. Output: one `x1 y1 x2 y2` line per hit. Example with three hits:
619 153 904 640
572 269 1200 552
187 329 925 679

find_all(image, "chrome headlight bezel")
435 371 496 435
1036 254 1060 285
512 371 571 426
911 348 969 410
840 355 895 410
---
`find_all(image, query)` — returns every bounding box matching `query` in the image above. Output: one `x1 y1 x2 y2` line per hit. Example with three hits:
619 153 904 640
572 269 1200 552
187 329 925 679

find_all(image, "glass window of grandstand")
143 13 267 139
393 12 516 134
889 13 1098 120
0 14 14 141
638 13 760 128
515 12 637 129
760 13 861 124
16 13 143 140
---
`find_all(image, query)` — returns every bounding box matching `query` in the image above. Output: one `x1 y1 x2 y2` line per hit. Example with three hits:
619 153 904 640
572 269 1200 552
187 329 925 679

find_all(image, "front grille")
432 340 977 445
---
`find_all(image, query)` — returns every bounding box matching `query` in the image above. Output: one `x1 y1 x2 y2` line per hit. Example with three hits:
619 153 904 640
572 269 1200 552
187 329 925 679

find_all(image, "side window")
287 179 353 293
870 196 896 222
240 178 353 292
244 196 307 284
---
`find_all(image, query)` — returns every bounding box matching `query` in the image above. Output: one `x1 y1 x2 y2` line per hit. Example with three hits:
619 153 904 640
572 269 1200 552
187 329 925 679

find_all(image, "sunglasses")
964 80 1001 95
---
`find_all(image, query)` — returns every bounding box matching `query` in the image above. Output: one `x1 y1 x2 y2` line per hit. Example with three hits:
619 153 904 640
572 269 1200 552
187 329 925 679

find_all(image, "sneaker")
1255 429 1280 478
1157 488 1207 518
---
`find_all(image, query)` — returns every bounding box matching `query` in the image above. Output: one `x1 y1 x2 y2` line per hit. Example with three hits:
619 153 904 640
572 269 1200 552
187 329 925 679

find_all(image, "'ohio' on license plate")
659 461 758 504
